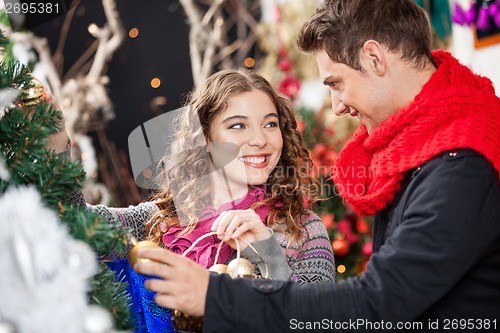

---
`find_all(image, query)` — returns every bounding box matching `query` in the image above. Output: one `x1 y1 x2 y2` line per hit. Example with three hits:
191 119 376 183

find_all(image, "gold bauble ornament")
172 310 203 332
226 258 254 278
208 264 228 274
128 240 160 267
19 79 46 108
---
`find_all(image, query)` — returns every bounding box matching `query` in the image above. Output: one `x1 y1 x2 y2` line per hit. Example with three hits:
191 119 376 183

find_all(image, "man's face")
315 49 394 134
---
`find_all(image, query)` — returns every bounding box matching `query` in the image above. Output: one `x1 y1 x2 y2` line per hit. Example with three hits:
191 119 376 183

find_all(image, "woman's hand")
210 209 272 250
133 247 209 317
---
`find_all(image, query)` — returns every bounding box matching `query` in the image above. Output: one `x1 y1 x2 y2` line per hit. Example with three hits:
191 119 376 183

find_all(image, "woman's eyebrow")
221 115 247 124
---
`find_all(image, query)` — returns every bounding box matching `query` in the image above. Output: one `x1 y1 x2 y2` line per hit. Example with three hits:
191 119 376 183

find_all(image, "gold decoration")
208 263 228 274
128 240 160 267
19 79 46 108
172 310 203 332
226 258 254 278
172 232 268 332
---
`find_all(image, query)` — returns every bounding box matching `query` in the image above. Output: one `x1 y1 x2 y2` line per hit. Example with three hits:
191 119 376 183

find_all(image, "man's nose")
329 92 345 116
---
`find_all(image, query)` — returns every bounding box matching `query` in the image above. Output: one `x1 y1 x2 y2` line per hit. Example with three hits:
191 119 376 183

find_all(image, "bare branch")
179 0 262 85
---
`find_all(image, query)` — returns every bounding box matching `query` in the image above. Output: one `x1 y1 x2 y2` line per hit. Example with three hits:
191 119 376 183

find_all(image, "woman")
63 69 335 283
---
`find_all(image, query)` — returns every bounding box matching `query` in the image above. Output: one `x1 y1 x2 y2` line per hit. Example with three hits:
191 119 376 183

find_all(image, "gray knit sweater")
90 202 335 284
62 143 335 283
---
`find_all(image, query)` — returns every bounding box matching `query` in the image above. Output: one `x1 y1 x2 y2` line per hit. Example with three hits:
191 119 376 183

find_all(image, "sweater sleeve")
88 202 159 241
59 141 159 240
240 211 335 283
240 234 293 281
288 212 336 284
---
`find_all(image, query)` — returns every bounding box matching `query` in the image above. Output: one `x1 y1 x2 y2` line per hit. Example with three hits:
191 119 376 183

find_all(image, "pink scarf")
162 186 270 268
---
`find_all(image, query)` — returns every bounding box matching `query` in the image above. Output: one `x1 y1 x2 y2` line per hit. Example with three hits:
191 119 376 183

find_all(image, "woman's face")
209 89 283 187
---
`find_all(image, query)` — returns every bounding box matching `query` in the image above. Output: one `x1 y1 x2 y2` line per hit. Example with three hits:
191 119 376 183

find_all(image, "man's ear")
361 40 386 76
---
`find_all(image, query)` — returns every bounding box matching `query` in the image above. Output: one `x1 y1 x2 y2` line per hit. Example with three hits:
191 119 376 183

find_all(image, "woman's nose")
247 127 266 147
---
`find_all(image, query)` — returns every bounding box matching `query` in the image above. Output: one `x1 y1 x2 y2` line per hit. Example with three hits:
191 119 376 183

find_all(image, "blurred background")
2 0 500 280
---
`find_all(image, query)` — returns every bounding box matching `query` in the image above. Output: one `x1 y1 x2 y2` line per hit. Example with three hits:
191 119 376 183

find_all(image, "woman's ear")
361 40 386 76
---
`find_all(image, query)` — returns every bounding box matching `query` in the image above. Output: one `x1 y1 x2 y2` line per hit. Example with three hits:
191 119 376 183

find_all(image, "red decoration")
296 119 305 133
324 127 334 137
356 218 370 234
361 241 373 257
278 75 301 99
321 213 335 229
310 143 337 177
332 238 350 256
337 219 360 244
278 58 293 71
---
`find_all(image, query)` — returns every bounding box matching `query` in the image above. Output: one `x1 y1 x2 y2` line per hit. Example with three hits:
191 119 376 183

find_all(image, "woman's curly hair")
145 68 322 245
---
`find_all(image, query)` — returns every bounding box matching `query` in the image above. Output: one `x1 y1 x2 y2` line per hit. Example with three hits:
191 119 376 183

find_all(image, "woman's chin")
246 176 268 187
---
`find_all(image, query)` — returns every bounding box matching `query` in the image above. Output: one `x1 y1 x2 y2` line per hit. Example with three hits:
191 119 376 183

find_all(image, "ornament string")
181 231 268 279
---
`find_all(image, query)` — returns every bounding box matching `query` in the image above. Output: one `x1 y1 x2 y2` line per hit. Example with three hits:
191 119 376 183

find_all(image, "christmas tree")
0 30 133 330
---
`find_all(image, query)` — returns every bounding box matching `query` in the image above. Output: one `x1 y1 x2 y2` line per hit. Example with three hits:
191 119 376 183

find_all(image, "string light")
151 96 168 106
150 78 161 89
244 57 255 68
150 96 168 113
337 265 346 274
87 23 99 37
128 28 139 38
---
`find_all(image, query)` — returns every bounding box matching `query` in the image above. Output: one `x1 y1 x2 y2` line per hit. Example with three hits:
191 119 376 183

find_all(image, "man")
135 0 500 331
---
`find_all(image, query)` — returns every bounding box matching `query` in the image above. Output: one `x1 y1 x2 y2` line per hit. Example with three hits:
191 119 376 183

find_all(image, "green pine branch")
0 31 134 330
0 59 31 89
89 264 134 330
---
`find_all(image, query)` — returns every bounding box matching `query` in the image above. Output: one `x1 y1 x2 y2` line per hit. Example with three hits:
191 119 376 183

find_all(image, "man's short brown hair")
297 0 434 70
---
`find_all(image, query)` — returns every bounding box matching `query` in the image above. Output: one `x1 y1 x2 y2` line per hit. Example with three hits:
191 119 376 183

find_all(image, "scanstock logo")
128 107 240 190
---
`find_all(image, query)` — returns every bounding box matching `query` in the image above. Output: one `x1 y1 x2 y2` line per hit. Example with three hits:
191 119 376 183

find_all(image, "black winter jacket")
203 149 500 332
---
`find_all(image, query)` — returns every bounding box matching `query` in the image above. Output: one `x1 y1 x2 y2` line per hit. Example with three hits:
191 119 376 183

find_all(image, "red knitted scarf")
332 50 500 216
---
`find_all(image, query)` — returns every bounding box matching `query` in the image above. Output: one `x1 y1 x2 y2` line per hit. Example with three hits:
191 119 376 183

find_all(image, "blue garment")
106 259 175 333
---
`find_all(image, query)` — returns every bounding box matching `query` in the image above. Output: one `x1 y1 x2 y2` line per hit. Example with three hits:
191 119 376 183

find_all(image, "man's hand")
133 247 210 317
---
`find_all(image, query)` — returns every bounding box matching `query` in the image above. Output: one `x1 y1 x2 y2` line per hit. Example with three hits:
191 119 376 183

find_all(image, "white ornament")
75 134 98 176
296 79 329 112
0 88 21 118
83 305 114 333
0 156 10 181
12 42 37 67
0 320 17 333
0 186 98 333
